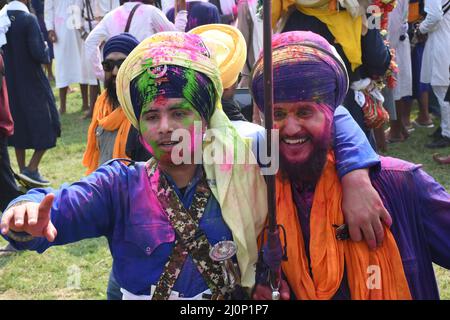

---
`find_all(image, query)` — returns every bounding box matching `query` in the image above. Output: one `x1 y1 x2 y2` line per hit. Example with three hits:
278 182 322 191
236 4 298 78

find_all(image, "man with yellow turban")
0 31 267 300
1 31 392 300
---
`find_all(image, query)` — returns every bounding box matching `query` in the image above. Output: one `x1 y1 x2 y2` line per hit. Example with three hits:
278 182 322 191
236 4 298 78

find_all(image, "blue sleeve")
1 162 129 253
211 6 221 24
415 169 450 269
26 15 50 64
31 0 44 15
166 8 175 22
361 28 391 77
333 106 380 178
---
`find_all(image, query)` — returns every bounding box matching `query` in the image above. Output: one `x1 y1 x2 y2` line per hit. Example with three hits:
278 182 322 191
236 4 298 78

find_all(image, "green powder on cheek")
139 118 162 159
149 140 165 159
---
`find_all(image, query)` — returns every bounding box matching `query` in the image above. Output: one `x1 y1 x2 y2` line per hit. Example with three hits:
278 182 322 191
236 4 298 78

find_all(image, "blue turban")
103 33 140 60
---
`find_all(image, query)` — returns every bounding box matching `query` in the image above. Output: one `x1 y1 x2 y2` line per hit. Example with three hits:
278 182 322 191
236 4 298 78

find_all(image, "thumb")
38 194 55 220
280 280 290 300
43 221 57 242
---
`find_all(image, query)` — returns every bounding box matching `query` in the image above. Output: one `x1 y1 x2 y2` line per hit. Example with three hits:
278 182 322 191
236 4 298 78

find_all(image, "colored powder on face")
135 56 215 161
139 116 160 158
177 104 204 161
139 98 204 161
149 140 164 160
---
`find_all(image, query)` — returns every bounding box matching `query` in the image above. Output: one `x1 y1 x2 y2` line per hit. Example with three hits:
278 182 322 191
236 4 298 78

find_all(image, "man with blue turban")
83 32 139 175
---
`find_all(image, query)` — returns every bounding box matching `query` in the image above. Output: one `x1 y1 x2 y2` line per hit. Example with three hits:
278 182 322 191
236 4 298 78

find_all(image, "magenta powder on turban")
251 31 348 113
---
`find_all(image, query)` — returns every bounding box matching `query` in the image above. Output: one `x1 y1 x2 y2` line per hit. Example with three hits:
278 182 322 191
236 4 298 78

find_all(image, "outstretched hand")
1 194 57 242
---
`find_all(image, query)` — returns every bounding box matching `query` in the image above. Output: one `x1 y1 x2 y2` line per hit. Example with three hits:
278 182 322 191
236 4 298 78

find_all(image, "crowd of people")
0 0 449 300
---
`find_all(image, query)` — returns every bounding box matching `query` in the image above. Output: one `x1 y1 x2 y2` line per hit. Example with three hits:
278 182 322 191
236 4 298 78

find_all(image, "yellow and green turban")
116 31 268 290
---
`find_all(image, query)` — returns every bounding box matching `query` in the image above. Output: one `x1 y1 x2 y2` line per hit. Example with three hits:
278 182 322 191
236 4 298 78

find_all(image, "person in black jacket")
0 54 21 213
0 53 21 256
2 0 61 186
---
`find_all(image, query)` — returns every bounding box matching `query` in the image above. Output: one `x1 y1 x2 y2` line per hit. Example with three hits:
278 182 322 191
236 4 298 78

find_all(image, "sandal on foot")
413 120 435 128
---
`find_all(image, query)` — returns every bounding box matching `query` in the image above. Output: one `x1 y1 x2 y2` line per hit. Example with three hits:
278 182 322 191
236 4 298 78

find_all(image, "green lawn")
0 86 449 299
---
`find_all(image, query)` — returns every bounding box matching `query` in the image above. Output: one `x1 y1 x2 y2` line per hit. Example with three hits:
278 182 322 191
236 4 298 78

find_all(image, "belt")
120 286 215 300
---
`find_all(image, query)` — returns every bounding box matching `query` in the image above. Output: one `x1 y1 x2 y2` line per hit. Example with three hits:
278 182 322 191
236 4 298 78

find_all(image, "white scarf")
0 1 30 47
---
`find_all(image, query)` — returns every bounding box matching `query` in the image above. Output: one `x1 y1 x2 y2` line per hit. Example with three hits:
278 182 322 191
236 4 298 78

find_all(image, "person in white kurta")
94 0 120 17
419 0 450 147
82 0 121 30
385 0 413 142
45 0 98 114
85 1 187 81
388 0 412 101
45 0 98 88
237 0 262 88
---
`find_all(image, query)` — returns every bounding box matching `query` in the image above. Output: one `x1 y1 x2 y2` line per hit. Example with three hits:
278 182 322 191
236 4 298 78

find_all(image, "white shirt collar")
6 1 31 13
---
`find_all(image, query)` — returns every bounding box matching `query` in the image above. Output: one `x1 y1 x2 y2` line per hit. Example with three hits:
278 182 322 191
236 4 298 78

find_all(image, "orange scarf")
82 91 132 175
276 152 412 300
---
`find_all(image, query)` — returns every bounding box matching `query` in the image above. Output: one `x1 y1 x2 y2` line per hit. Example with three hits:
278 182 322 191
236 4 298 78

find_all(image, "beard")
279 123 333 187
105 76 120 108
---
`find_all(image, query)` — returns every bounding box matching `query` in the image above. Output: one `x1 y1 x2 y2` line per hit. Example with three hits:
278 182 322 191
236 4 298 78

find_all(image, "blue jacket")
2 107 378 297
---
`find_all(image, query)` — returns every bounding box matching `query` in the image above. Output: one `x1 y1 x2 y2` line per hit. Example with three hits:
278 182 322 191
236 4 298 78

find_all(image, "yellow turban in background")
189 24 247 89
116 31 267 290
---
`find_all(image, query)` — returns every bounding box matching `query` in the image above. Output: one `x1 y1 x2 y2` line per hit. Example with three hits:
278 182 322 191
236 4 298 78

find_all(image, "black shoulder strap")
124 3 142 32
0 53 4 90
212 0 223 15
443 0 450 15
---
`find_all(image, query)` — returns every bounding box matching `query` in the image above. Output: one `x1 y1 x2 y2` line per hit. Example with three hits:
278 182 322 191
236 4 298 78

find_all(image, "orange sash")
408 2 421 23
82 91 132 175
276 152 412 300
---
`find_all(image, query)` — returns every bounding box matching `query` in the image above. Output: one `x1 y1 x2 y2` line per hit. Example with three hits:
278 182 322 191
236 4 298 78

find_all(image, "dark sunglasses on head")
102 59 126 72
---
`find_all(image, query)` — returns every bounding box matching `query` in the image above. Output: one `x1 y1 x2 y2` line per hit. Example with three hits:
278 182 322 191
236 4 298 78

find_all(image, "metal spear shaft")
262 0 282 301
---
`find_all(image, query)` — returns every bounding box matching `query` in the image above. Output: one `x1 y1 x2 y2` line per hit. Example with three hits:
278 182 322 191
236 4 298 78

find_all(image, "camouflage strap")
152 240 188 300
152 178 204 300
150 165 226 300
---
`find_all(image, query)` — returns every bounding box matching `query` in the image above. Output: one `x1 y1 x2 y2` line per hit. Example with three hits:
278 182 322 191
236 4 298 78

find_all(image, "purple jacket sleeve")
333 106 380 178
1 161 130 252
415 169 450 269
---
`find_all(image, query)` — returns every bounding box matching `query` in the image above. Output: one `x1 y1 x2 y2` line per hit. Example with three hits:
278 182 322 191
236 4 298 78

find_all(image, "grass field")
0 86 449 300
